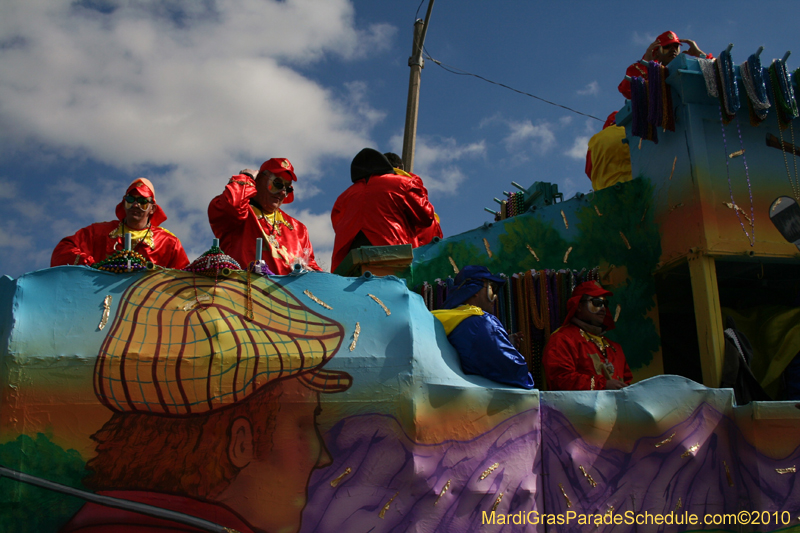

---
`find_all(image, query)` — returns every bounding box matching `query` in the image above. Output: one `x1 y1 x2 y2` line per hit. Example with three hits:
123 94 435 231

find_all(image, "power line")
423 51 603 122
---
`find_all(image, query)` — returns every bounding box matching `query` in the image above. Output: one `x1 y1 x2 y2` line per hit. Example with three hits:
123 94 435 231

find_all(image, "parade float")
3 46 800 532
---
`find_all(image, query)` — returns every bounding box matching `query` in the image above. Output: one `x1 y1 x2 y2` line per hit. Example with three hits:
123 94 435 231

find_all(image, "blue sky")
1 0 797 277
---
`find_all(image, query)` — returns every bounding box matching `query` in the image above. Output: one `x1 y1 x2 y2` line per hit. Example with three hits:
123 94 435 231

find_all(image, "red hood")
115 177 167 227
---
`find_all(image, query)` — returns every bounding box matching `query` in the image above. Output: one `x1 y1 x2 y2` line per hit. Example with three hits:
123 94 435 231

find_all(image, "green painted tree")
0 433 88 532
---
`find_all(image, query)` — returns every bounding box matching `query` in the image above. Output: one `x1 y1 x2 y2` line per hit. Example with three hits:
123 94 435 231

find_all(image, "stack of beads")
92 249 149 274
184 245 241 277
505 191 525 217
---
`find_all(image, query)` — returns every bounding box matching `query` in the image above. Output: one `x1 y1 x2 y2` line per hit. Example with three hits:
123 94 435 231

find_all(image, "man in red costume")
50 178 189 269
618 31 712 99
543 281 632 391
330 148 436 273
383 152 443 248
208 158 321 274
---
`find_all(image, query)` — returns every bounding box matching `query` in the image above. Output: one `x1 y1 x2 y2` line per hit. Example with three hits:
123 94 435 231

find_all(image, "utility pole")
401 0 435 173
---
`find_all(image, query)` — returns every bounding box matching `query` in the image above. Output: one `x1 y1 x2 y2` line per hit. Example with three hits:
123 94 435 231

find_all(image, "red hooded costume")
330 149 436 273
543 281 632 391
50 178 189 269
207 158 321 274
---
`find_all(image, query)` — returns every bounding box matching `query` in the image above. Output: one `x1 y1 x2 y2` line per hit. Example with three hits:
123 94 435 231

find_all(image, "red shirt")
208 174 321 274
331 173 435 273
50 221 189 269
543 323 632 391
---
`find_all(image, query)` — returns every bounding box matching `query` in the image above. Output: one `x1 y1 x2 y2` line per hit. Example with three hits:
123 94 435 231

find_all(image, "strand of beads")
719 106 755 246
184 245 241 276
647 61 663 128
717 48 741 117
92 249 149 273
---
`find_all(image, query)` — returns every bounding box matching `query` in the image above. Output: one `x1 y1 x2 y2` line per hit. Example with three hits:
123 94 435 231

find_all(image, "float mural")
1 267 800 532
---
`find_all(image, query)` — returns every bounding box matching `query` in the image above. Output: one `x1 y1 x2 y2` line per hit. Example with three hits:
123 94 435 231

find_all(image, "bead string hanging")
92 249 149 274
631 76 657 143
718 107 756 246
647 61 664 129
717 48 741 119
769 60 800 200
660 64 676 132
698 57 719 97
740 54 770 125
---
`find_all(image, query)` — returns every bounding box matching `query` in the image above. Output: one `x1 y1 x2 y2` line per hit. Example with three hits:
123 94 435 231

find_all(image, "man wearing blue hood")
432 266 535 389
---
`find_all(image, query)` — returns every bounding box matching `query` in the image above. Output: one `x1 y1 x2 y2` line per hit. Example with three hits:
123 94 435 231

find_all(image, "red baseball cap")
656 31 680 47
259 158 297 203
562 281 616 330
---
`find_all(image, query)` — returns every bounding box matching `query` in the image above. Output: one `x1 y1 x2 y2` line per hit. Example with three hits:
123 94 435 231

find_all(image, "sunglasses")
123 195 153 207
584 297 609 313
269 177 294 194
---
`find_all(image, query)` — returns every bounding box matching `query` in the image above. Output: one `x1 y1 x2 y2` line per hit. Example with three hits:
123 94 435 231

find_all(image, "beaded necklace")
647 61 663 128
769 60 800 200
718 107 756 246
717 49 741 117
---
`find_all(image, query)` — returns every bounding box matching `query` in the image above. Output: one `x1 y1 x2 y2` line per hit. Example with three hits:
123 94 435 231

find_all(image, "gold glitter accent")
99 295 112 330
772 198 783 212
723 202 753 224
448 256 459 274
303 290 332 310
491 492 504 512
776 465 796 474
675 497 682 510
605 506 614 518
681 443 700 458
434 479 451 506
183 294 210 311
563 246 573 263
638 138 642 150
379 492 398 519
590 376 595 390
224 528 242 533
368 294 391 316
561 210 569 229
483 238 493 258
558 483 572 508
330 467 352 487
655 433 675 447
723 460 734 486
594 205 603 217
526 244 540 261
614 304 621 322
579 466 597 487
640 206 649 223
480 463 499 480
349 323 360 352
669 156 677 180
619 231 631 250
729 149 745 158
669 203 685 212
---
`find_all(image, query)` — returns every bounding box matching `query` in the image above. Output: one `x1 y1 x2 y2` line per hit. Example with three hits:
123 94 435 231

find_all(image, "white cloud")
0 179 17 199
632 31 656 47
0 0 393 265
502 120 556 154
577 81 600 96
564 135 590 160
393 135 486 194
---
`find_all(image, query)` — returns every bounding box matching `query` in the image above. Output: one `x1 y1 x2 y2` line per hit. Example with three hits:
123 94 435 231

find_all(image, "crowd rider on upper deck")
618 30 712 100
330 149 436 273
543 281 632 391
51 178 189 269
208 158 322 274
